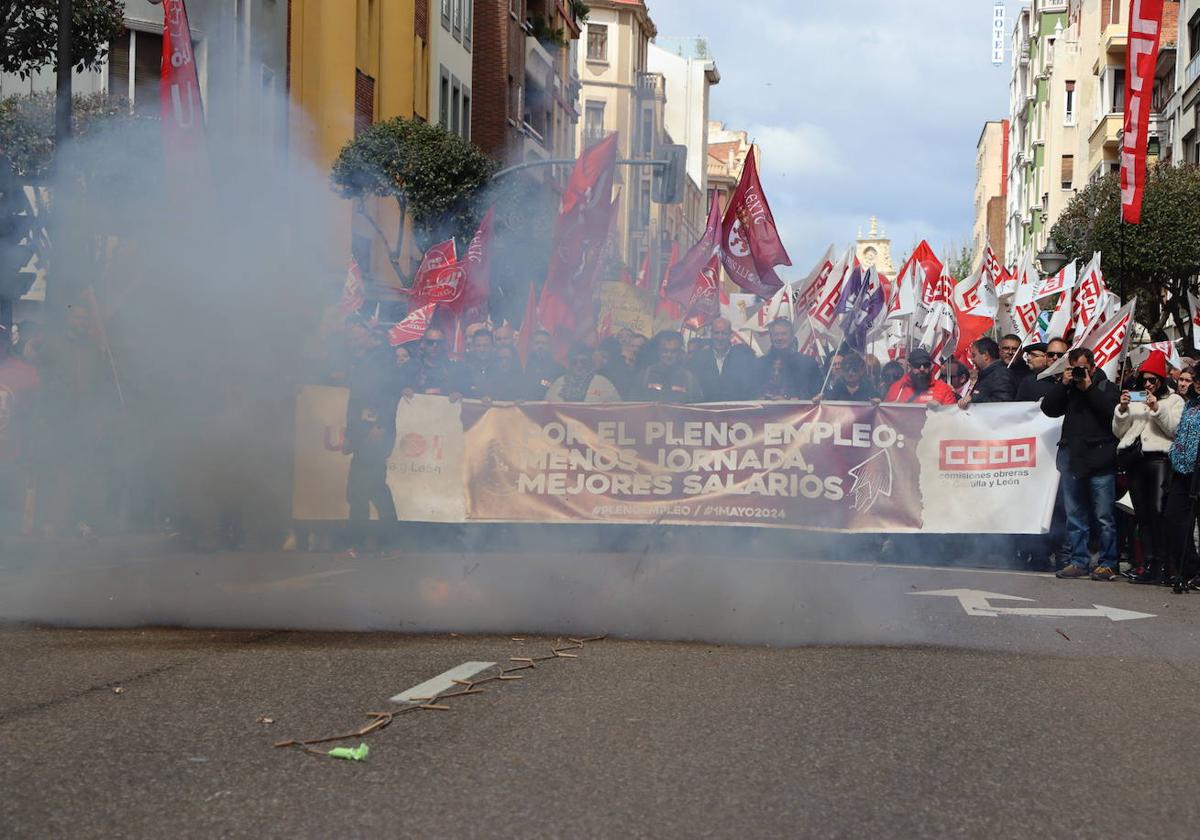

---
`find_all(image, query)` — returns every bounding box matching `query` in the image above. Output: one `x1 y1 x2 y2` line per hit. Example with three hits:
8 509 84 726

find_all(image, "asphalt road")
3 537 1200 837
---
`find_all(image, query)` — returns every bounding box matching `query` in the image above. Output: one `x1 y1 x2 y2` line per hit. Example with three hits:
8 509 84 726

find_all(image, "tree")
942 244 972 281
330 118 498 285
0 91 135 179
1050 164 1200 339
0 0 125 78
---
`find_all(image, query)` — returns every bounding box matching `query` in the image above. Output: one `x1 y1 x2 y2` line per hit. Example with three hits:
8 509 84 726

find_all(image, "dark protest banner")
462 402 925 530
293 392 1061 534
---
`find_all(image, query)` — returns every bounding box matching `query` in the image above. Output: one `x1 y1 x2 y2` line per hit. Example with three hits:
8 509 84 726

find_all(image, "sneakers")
1090 566 1119 581
1056 563 1090 579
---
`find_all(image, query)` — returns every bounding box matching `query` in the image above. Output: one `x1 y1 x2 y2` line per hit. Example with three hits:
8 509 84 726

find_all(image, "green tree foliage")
943 244 972 281
0 0 125 78
1050 165 1200 338
330 117 497 284
0 91 135 179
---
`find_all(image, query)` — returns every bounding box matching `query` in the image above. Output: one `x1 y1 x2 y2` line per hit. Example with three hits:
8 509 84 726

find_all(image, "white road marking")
390 661 497 704
911 589 1156 621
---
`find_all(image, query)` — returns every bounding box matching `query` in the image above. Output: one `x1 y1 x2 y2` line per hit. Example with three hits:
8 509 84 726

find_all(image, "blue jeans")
1057 446 1117 570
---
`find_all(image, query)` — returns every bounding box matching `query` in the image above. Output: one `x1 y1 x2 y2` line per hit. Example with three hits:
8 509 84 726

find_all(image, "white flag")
1189 291 1200 351
1039 298 1136 381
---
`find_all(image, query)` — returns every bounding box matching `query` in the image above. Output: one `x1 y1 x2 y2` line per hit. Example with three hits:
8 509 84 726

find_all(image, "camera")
1071 366 1088 381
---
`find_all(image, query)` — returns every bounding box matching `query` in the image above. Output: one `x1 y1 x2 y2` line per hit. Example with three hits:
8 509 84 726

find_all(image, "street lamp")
1036 238 1068 276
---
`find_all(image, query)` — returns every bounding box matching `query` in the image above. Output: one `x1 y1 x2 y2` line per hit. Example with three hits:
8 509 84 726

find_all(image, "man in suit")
688 318 758 402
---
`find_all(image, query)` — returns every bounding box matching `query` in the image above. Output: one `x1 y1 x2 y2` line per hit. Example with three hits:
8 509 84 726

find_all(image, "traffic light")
652 143 686 205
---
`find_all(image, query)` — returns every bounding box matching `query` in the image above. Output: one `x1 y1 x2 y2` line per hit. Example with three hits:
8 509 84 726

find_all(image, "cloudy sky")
648 0 1024 276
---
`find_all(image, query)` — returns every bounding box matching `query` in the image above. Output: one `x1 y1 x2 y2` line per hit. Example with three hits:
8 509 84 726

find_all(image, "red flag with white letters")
453 208 494 321
664 197 722 306
388 302 438 346
160 0 207 182
1121 0 1165 224
720 148 790 297
682 253 723 331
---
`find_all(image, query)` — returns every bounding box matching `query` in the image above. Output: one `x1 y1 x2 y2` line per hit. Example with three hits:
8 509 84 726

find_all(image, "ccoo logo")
939 438 1036 471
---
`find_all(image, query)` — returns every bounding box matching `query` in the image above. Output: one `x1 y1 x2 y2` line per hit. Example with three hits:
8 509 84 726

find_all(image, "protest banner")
293 391 1060 534
595 281 659 337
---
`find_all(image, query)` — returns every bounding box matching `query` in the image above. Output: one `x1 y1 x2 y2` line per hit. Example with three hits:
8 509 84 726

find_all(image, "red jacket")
885 374 957 406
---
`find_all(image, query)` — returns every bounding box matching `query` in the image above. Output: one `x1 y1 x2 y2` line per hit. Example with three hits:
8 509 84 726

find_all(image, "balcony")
1186 51 1200 92
1089 112 1122 151
635 71 665 100
1093 24 1127 73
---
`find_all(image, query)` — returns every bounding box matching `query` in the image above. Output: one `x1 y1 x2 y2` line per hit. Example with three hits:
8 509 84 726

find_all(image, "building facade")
973 119 1009 263
648 37 720 247
431 0 475 142
575 0 665 273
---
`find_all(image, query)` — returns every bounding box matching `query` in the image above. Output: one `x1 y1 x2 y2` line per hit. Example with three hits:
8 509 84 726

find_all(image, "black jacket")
1016 370 1058 402
824 379 880 402
1041 369 1120 477
758 350 822 400
971 360 1017 403
689 345 759 402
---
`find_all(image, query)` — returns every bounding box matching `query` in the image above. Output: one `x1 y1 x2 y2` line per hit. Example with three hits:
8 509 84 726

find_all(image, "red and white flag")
682 253 723 331
635 251 653 291
1189 291 1200 351
792 244 837 328
1071 255 1109 335
809 247 856 341
339 258 365 316
388 302 437 346
160 0 207 185
1121 0 1166 224
889 241 942 321
452 208 494 322
1130 340 1182 371
720 148 790 298
1040 298 1137 381
951 261 999 351
1019 259 1078 307
410 239 458 304
664 197 722 307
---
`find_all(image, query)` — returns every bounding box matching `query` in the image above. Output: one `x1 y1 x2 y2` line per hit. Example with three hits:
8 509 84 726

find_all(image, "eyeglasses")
1047 352 1064 359
911 361 933 370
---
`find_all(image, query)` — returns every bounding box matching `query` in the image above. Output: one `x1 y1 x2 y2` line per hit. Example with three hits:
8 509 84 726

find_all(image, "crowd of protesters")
5 305 1200 590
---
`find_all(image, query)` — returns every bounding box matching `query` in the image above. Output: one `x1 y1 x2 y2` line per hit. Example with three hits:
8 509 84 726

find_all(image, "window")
439 68 450 129
464 0 472 50
1064 80 1075 124
587 24 608 62
451 78 461 136
462 88 471 141
452 0 462 41
637 179 652 229
355 70 375 136
584 100 605 142
1061 155 1073 189
640 108 654 156
441 0 451 30
1112 68 1125 113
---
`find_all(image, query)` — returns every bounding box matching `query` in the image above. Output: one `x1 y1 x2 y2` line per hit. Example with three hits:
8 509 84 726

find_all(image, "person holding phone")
1114 351 1184 584
1041 347 1121 580
1162 367 1200 590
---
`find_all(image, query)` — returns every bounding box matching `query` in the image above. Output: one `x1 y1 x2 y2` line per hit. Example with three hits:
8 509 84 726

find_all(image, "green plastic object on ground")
327 743 369 761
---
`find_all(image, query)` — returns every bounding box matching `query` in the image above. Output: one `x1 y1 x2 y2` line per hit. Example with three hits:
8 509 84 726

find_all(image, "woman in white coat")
1113 351 1184 584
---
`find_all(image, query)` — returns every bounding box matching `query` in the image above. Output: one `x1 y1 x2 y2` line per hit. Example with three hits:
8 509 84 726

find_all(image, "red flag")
1121 0 1165 224
618 265 635 285
454 208 494 320
682 253 722 330
410 239 458 305
540 134 619 341
635 251 652 290
339 258 365 316
951 263 999 353
160 1 206 180
720 148 790 297
664 197 722 306
517 280 538 366
388 302 437 346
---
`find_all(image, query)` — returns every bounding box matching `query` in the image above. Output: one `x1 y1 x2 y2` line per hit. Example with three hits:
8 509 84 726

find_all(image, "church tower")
855 217 895 275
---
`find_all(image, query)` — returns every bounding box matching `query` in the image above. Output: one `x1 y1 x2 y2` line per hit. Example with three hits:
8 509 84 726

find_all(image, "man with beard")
525 329 564 399
634 331 703 404
1000 333 1029 381
884 348 957 405
756 318 822 400
689 318 758 402
819 352 879 402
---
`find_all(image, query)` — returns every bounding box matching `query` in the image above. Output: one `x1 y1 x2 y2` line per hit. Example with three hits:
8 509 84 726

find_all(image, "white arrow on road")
911 589 1156 622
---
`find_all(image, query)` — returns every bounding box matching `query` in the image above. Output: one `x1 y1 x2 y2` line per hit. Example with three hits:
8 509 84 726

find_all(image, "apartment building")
973 119 1009 263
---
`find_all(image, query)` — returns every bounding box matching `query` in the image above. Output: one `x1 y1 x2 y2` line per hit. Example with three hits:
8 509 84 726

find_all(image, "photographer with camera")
1113 351 1184 584
1041 347 1121 580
